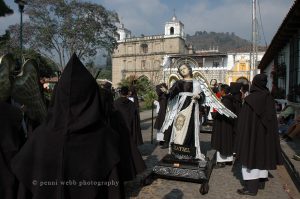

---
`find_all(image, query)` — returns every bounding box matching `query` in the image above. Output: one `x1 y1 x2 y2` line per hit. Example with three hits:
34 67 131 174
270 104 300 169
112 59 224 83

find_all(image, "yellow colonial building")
226 51 265 85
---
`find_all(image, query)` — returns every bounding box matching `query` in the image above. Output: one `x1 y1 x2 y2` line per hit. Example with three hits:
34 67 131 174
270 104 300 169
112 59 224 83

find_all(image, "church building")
112 15 189 87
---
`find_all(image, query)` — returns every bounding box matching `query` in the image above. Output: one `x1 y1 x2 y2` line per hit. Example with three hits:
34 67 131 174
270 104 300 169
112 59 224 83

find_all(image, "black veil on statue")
11 54 123 199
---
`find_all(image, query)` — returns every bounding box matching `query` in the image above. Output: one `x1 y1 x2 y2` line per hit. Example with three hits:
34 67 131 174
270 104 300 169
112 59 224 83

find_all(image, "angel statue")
158 58 236 161
0 54 47 136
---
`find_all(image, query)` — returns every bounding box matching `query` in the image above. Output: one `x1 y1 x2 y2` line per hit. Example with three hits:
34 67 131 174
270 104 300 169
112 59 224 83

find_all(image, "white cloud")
1 0 294 45
180 0 293 44
99 0 294 44
102 0 169 36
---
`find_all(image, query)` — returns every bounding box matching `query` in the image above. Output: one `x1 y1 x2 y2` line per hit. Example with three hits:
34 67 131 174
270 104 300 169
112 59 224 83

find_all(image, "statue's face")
179 64 190 77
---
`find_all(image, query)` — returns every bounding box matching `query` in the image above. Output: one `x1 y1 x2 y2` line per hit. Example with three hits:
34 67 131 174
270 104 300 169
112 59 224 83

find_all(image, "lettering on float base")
173 145 191 153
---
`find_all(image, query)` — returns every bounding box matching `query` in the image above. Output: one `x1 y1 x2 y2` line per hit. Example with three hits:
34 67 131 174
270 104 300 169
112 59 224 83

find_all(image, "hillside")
186 31 252 52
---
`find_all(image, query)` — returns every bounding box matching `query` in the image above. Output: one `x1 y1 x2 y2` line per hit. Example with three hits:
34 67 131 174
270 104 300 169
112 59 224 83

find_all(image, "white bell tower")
115 23 131 42
164 12 185 39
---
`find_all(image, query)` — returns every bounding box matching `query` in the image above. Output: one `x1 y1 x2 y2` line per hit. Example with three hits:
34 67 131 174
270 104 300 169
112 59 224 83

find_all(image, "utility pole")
250 0 258 80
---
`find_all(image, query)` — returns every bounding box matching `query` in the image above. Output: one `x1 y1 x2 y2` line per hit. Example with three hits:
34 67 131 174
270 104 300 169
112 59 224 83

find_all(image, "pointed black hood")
50 53 104 131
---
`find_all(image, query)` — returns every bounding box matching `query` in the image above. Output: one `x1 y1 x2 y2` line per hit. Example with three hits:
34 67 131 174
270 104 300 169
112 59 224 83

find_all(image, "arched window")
170 27 174 35
140 43 148 53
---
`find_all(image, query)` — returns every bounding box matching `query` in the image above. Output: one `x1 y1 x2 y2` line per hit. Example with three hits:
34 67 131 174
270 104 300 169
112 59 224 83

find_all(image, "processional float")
144 56 237 194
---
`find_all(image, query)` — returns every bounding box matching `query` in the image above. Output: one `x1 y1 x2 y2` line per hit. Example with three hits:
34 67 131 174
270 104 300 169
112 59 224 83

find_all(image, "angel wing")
11 59 47 123
0 54 14 101
195 75 237 119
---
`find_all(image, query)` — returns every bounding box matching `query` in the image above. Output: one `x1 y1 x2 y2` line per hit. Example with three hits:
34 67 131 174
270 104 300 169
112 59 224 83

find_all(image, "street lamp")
14 0 27 67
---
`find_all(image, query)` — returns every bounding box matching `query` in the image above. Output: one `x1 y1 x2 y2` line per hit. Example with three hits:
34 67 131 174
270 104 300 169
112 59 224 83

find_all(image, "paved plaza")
124 111 300 199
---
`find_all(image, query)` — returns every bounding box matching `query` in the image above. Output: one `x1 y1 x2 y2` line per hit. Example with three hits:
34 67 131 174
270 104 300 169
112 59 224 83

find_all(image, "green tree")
24 49 59 77
118 75 157 110
8 0 119 69
97 66 112 80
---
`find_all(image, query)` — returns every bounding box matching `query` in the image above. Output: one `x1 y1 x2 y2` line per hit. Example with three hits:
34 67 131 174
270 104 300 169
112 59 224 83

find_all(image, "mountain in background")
186 31 256 52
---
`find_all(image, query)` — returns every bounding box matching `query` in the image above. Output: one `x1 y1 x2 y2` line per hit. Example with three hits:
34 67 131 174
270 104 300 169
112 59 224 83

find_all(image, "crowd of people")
0 55 286 198
153 62 283 196
0 54 145 199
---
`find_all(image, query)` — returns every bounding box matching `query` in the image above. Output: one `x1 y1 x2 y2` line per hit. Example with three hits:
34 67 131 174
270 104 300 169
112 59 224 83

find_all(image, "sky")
0 0 295 46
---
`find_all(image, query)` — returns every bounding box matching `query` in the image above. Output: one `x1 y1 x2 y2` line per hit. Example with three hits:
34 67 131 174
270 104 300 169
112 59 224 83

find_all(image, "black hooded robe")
211 95 235 157
154 83 168 131
236 74 283 171
114 97 143 146
99 88 146 182
11 54 123 199
229 82 243 153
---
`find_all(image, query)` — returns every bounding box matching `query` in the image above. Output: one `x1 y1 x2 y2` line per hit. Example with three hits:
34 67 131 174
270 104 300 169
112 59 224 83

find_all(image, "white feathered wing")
195 75 237 119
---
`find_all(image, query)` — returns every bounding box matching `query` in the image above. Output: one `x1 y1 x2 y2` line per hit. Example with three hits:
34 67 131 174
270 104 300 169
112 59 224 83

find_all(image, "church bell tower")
164 13 185 39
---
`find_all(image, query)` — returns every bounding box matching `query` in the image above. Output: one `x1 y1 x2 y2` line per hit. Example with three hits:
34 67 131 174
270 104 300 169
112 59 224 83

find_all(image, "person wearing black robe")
229 82 243 154
98 87 146 182
211 84 235 168
11 53 123 199
154 83 168 143
0 101 25 199
235 74 283 196
114 86 144 146
129 85 142 142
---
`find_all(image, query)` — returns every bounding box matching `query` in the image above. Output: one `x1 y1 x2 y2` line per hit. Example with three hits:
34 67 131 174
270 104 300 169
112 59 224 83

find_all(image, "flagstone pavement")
124 110 300 199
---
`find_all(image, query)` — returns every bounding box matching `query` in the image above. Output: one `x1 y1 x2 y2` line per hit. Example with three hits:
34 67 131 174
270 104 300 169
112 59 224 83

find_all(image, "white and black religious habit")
154 83 168 141
211 85 235 165
235 74 283 195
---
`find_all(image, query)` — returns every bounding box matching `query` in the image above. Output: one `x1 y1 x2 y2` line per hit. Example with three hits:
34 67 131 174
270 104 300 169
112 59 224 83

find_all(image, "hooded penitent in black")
114 97 143 146
235 74 283 170
154 83 168 131
0 102 24 199
11 54 122 199
211 87 235 156
229 82 242 153
99 88 146 182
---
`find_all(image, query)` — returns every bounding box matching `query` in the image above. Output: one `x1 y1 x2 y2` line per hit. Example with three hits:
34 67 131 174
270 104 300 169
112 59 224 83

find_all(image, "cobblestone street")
124 117 299 199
